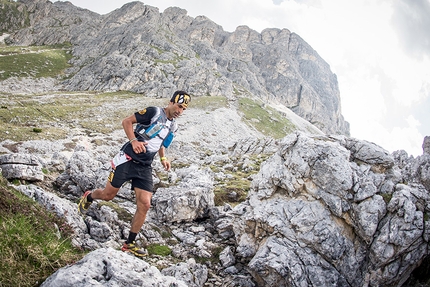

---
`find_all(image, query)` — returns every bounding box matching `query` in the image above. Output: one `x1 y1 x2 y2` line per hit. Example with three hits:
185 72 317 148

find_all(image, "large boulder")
232 132 430 287
0 153 44 181
40 248 188 287
152 164 215 222
55 147 111 197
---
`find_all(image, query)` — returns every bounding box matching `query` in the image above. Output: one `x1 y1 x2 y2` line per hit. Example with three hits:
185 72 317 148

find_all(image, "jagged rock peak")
423 136 430 155
3 0 350 136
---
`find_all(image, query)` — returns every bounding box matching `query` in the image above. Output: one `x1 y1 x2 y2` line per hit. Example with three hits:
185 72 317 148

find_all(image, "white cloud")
391 0 430 60
366 115 424 156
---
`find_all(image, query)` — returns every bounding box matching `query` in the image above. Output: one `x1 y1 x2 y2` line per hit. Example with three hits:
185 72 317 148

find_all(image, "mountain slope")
2 0 349 136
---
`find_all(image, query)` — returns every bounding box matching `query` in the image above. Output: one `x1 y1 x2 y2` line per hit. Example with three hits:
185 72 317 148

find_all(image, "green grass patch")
0 93 94 141
188 96 228 111
0 45 73 80
0 91 149 142
146 243 172 256
214 170 250 206
381 193 393 204
238 97 296 138
194 246 223 265
0 175 85 287
212 154 270 206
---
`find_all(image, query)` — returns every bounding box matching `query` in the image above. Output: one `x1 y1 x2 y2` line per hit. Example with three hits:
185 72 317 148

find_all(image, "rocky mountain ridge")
2 0 349 136
0 86 429 287
1 124 429 286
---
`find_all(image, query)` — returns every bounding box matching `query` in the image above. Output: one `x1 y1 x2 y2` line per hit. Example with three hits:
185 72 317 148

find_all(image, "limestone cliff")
2 0 349 136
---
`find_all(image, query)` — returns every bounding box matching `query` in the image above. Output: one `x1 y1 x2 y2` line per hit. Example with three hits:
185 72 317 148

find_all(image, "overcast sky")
57 0 430 157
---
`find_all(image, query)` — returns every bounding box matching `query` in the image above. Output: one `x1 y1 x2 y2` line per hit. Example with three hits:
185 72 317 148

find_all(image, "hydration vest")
134 107 176 148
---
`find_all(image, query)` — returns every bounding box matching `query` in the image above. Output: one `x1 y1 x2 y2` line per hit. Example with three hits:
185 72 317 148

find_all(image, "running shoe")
121 241 147 257
78 191 92 215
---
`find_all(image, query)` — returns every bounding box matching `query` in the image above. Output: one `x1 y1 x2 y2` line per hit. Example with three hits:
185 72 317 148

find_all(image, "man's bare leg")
90 181 120 201
130 188 152 233
121 188 152 257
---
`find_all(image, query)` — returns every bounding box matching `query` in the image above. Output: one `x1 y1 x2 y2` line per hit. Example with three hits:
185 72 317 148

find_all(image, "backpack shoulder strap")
149 107 162 124
169 120 177 133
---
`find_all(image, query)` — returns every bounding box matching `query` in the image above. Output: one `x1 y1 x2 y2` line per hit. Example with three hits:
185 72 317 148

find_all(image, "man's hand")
131 140 148 153
161 160 171 171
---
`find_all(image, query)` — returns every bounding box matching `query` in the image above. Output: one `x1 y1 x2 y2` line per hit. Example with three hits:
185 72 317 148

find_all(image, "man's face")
167 102 187 119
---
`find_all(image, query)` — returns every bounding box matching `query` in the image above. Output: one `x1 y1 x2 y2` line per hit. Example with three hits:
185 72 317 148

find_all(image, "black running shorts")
108 160 154 192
